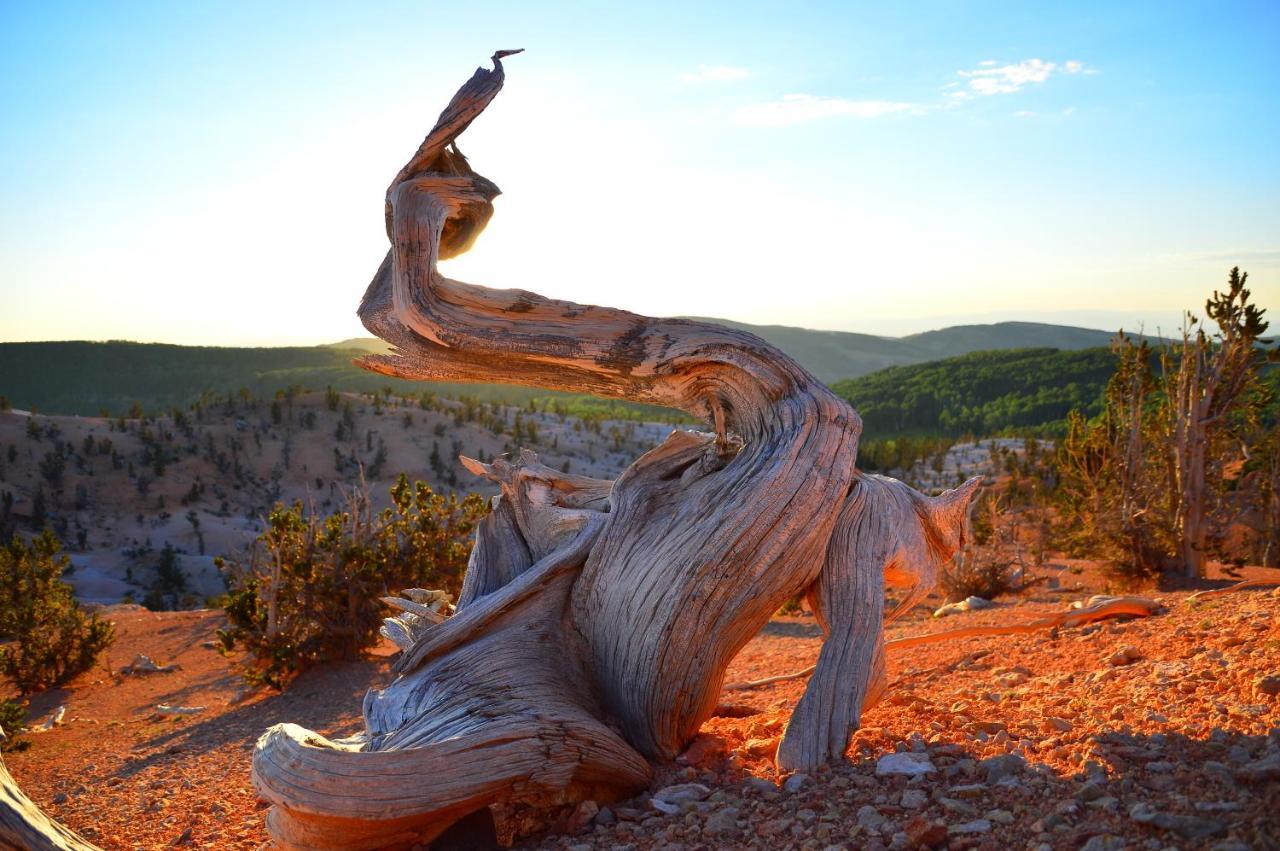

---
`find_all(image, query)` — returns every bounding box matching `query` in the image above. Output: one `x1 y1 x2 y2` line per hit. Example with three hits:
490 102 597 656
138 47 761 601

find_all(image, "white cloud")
734 94 916 127
956 58 1091 96
681 64 751 84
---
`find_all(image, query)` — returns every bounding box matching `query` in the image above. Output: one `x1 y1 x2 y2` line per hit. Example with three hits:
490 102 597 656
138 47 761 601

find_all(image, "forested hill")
0 320 1133 417
0 341 539 416
678 318 1131 382
830 347 1118 438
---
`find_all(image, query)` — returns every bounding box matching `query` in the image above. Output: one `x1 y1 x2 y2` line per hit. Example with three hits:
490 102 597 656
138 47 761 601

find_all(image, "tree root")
1185 578 1279 601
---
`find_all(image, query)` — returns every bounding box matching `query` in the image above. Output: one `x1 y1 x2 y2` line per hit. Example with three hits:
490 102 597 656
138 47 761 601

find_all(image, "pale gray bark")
251 51 978 848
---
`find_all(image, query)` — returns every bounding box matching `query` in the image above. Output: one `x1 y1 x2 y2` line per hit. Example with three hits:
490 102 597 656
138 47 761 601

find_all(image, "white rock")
29 705 66 732
948 818 991 835
933 596 996 617
782 773 811 793
876 752 936 777
650 782 710 814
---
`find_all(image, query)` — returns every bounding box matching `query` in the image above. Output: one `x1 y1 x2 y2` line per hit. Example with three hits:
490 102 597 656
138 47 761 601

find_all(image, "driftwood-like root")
1185 578 1278 601
254 513 652 849
776 474 979 770
255 51 899 847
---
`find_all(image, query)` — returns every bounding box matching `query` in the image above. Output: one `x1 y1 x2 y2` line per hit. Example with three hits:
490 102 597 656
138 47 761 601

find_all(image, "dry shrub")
217 474 487 688
941 549 1019 603
0 531 114 694
941 490 1023 602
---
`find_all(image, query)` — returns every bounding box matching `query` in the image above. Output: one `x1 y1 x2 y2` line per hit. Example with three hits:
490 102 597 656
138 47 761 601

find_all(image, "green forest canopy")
830 347 1119 438
0 341 687 423
5 340 1272 441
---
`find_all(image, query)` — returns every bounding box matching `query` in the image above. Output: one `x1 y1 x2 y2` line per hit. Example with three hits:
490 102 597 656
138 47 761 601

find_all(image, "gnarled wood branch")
253 52 978 848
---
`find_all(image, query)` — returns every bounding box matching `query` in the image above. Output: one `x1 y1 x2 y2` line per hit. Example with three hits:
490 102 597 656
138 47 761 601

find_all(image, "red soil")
5 566 1278 850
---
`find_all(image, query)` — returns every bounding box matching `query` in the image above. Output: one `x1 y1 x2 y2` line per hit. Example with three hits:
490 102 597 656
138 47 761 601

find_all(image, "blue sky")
1 1 1277 345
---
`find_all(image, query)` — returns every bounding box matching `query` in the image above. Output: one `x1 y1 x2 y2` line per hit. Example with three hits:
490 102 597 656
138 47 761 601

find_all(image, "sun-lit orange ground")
6 565 1278 850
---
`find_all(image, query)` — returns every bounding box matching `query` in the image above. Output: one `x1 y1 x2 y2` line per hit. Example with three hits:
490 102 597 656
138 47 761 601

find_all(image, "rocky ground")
4 567 1277 850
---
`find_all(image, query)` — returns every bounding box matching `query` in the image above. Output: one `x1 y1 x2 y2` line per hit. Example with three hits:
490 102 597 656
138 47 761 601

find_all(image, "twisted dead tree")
251 52 980 849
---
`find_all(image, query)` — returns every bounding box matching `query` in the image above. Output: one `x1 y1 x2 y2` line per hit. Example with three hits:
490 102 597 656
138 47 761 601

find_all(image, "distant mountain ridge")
678 318 1138 382
1 319 1141 416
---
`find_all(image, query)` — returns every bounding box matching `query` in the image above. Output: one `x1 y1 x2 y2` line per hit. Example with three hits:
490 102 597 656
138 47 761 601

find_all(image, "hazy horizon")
1 307 1197 349
2 1 1277 346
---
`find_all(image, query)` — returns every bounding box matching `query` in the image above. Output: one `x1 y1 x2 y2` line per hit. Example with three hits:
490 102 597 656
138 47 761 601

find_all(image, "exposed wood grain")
250 51 978 848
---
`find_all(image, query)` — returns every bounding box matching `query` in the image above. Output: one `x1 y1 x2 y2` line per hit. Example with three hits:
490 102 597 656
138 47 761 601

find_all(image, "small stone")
1128 801 1226 840
703 806 740 835
857 805 886 830
742 775 777 794
946 783 985 799
1086 795 1119 813
594 807 617 827
978 753 1025 785
1195 801 1241 813
904 817 947 848
1079 836 1125 851
1075 780 1107 802
939 797 975 816
783 772 812 793
984 809 1014 825
934 596 996 617
947 818 991 835
1254 675 1280 697
743 737 779 759
1234 752 1280 783
650 783 710 814
677 734 725 766
755 817 792 837
567 799 598 831
1043 716 1073 732
899 788 928 809
876 752 936 777
1109 645 1141 666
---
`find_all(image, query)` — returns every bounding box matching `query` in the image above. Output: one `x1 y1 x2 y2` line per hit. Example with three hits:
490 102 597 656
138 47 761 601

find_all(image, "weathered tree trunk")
1163 268 1270 578
252 52 977 849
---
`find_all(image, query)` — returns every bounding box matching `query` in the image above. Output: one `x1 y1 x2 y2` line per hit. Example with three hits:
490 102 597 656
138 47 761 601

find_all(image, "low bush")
941 550 1019 603
0 698 28 752
0 531 115 694
218 475 487 688
940 490 1022 602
